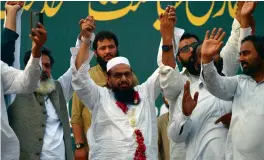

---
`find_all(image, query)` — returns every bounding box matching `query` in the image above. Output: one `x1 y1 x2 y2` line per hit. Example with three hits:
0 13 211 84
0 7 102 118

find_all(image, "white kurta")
201 61 264 160
71 58 161 160
1 55 41 160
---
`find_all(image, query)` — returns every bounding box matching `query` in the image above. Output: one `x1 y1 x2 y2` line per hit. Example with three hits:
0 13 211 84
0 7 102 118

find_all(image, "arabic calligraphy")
1 1 238 30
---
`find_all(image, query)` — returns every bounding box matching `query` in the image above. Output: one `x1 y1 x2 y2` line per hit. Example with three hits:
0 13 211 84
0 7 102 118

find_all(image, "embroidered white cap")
106 57 130 72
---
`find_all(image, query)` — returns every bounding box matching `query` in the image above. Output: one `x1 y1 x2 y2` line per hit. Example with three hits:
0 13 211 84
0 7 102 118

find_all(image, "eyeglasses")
178 42 199 54
110 71 132 79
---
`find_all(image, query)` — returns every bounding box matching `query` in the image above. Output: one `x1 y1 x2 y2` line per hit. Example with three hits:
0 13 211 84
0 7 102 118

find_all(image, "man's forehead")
179 38 198 47
97 39 115 46
41 55 50 62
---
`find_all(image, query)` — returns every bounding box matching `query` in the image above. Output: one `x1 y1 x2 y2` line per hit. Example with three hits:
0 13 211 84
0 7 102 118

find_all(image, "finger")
165 6 170 13
214 117 222 124
214 28 223 40
204 30 210 40
217 32 226 43
184 81 191 95
79 19 85 25
210 28 217 39
193 92 199 102
37 22 45 29
31 28 41 37
36 28 47 36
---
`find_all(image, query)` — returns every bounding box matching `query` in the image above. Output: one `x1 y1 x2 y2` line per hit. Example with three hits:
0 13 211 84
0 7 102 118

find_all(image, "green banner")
1 1 264 111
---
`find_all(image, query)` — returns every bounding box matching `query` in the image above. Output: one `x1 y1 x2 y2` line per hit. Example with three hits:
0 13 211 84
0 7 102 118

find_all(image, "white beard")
35 79 56 95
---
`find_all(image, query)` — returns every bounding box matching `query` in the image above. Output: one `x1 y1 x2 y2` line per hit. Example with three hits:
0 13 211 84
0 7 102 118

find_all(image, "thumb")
215 116 222 124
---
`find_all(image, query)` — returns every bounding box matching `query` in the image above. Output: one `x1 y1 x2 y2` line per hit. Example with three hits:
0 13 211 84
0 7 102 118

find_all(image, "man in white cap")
71 9 176 159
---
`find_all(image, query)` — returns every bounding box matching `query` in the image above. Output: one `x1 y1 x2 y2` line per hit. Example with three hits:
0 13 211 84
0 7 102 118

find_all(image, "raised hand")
182 81 199 116
241 1 257 17
165 5 176 25
79 16 96 40
201 28 226 64
5 1 24 12
30 23 47 51
160 10 174 40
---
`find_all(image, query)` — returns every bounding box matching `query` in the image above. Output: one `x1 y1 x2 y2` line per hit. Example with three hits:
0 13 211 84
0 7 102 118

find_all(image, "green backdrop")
1 1 264 114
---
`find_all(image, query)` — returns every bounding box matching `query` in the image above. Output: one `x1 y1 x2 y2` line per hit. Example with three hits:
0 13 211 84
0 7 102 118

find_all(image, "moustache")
40 71 49 80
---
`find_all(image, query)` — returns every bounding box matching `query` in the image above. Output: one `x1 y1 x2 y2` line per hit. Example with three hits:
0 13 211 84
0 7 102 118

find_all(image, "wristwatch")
75 143 85 149
162 45 173 52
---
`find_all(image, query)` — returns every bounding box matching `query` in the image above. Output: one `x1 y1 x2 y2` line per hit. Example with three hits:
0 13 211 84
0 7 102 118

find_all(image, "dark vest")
8 81 73 160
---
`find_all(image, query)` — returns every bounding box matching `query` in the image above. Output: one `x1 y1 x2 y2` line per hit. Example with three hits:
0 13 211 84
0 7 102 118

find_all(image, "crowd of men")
1 1 264 160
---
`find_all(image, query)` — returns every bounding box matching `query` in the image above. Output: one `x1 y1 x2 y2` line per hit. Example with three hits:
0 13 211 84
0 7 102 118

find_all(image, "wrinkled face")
40 54 52 81
239 41 262 75
95 39 118 62
107 64 133 91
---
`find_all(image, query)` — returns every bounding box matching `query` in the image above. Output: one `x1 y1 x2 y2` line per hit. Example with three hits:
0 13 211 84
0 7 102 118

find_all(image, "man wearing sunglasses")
159 2 254 160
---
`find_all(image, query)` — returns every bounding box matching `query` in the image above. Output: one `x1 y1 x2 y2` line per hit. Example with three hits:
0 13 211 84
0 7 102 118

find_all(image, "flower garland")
115 91 146 160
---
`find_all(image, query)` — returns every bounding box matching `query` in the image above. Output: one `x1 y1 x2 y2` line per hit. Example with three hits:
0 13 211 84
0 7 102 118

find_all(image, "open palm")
201 28 226 58
182 81 199 116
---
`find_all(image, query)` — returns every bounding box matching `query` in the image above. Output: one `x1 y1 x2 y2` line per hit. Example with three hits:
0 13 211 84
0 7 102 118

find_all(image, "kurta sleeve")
201 61 239 101
220 19 241 77
1 55 41 94
140 68 161 101
1 28 19 66
71 56 102 111
168 93 192 143
159 64 184 101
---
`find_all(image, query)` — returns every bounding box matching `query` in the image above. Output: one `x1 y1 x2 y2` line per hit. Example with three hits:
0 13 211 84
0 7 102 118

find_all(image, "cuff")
28 54 41 67
201 60 215 73
232 18 241 30
2 28 19 40
240 27 252 39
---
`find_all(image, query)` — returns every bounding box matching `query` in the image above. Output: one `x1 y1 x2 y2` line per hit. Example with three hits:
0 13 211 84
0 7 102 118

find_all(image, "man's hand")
160 9 174 40
182 81 199 116
241 1 257 17
5 1 24 13
165 5 176 25
241 1 257 28
235 1 245 24
215 112 232 129
79 16 96 40
75 148 88 160
30 23 47 57
201 28 226 64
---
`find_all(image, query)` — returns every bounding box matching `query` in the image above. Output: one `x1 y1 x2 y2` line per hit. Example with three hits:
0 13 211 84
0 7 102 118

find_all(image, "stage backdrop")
1 1 264 115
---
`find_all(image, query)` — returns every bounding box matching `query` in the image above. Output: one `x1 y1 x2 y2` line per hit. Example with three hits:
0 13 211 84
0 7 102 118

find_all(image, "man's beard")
35 78 56 95
180 56 224 76
241 61 259 76
180 56 201 76
96 51 119 71
112 87 135 104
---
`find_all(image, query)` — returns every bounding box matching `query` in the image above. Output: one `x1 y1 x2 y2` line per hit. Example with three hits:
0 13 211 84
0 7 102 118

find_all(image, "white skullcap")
106 57 130 72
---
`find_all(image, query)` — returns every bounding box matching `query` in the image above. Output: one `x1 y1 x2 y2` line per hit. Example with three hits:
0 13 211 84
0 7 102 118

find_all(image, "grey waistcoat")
8 81 73 160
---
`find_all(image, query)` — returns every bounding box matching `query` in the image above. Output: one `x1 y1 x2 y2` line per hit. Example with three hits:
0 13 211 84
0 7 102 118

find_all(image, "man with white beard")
8 46 75 160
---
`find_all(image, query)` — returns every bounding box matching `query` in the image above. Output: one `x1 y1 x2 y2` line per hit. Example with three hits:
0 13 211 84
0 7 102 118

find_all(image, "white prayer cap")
106 57 130 72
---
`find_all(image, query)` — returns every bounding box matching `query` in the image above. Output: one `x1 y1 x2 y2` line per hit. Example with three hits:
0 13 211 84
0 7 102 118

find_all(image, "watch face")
76 144 80 148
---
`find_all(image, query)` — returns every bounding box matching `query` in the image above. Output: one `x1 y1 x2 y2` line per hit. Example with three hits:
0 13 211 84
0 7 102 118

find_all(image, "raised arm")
2 22 47 94
159 6 184 100
72 16 101 110
201 29 239 101
1 2 23 66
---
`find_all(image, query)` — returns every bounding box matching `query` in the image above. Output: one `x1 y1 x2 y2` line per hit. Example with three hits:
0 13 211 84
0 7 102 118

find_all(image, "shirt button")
39 102 44 105
36 153 40 156
39 138 43 141
43 111 47 114
42 124 45 127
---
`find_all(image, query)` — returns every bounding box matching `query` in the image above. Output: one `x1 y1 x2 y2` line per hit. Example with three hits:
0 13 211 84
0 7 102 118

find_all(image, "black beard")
96 51 119 71
214 57 224 76
180 56 200 76
112 87 135 104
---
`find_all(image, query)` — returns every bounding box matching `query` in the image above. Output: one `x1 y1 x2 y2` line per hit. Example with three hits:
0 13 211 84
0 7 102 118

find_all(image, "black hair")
241 35 264 60
24 47 54 67
92 31 119 51
180 33 200 42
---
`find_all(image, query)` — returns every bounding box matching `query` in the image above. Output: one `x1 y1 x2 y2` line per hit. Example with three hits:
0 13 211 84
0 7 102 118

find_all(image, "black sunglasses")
178 42 199 54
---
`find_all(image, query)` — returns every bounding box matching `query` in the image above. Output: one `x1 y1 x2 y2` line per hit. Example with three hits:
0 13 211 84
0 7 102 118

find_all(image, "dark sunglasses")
178 42 199 54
